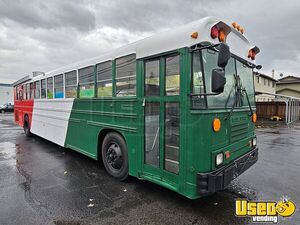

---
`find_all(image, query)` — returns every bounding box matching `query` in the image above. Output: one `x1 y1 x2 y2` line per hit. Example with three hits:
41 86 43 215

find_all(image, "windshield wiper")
225 74 253 120
225 74 241 120
242 88 254 116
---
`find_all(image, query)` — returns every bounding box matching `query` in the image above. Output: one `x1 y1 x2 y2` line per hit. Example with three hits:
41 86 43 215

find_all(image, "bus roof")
16 16 258 84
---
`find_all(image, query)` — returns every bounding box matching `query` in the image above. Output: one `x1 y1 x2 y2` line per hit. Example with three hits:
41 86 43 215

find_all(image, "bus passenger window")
30 83 34 99
25 84 30 100
116 54 136 96
96 61 112 97
165 55 180 96
19 86 23 100
47 77 53 99
54 74 64 98
34 81 40 99
79 66 95 98
23 85 26 100
145 60 159 96
23 85 25 100
65 70 77 98
16 86 19 100
41 79 46 99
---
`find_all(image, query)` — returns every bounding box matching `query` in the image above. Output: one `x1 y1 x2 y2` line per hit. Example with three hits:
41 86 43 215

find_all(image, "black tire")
101 132 128 181
24 116 32 137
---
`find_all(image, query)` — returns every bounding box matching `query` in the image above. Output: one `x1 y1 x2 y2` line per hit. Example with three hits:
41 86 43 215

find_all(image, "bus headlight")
216 153 224 166
249 137 257 147
252 137 257 146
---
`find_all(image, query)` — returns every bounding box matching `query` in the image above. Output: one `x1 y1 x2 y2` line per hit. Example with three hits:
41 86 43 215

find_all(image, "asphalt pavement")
0 113 299 225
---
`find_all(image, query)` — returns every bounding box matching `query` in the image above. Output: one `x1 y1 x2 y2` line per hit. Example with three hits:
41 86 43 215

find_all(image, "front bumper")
197 147 258 195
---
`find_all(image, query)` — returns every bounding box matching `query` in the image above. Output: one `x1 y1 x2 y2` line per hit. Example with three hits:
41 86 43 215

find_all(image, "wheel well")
23 114 29 126
97 129 126 161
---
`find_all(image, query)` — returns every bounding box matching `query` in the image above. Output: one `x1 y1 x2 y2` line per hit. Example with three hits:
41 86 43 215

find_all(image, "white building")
0 83 13 106
253 72 277 102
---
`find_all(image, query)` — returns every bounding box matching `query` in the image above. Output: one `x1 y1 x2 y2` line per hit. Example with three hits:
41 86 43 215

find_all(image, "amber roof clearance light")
232 22 245 34
190 32 198 39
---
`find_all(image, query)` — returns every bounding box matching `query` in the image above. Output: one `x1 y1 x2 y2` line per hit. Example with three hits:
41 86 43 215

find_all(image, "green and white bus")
14 17 259 199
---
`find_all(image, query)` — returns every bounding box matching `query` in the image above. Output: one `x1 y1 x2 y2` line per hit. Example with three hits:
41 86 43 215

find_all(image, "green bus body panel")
64 47 256 199
65 97 140 178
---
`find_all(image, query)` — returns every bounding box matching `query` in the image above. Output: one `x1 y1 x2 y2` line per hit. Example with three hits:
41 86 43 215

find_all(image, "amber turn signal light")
252 113 257 123
213 118 221 132
218 29 226 42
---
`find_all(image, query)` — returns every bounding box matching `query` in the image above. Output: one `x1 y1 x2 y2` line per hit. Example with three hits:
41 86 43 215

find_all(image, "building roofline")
277 80 300 84
0 83 12 87
277 75 300 82
254 72 277 82
276 88 300 94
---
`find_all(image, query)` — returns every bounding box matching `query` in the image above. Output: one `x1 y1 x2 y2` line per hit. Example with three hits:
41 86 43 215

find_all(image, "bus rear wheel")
24 116 32 137
101 132 128 181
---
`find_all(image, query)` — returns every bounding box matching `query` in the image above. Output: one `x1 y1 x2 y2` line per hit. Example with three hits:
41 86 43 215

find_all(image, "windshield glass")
236 60 255 106
191 48 255 109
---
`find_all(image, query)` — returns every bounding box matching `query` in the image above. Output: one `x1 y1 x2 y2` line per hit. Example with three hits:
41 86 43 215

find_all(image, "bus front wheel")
101 132 128 181
24 116 32 137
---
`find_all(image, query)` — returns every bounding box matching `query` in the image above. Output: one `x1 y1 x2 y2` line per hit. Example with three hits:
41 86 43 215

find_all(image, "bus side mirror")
212 69 226 93
218 43 230 68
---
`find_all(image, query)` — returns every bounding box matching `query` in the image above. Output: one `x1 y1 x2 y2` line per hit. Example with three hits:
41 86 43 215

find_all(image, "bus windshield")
192 48 255 109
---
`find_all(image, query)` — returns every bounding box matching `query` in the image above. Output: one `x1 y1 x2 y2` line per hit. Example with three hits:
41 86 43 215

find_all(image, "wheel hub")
106 143 123 170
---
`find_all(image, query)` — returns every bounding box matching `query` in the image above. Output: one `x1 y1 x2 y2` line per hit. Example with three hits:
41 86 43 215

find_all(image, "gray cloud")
94 0 217 32
0 0 299 83
0 0 95 32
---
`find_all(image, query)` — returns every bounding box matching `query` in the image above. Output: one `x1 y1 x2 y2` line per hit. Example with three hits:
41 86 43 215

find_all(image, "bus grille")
230 121 249 143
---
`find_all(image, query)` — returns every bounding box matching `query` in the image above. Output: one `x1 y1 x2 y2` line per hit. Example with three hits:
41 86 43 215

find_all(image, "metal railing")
255 91 300 125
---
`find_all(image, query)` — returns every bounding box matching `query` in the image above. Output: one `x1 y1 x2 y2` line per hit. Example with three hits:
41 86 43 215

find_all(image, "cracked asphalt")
0 113 299 225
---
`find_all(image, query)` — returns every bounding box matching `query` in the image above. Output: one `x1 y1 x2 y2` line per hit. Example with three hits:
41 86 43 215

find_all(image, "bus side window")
65 70 77 98
78 66 95 98
30 82 34 99
19 85 23 100
16 86 18 100
54 74 64 98
24 84 28 100
145 59 160 96
47 77 53 99
165 54 180 96
116 54 136 96
34 81 40 99
96 61 112 97
41 79 46 99
23 84 26 100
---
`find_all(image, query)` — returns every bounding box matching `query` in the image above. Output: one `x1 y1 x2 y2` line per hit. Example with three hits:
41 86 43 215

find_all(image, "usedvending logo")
235 197 296 223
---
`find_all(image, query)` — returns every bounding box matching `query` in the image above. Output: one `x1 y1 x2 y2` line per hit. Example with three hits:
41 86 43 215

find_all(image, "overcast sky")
0 0 299 83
